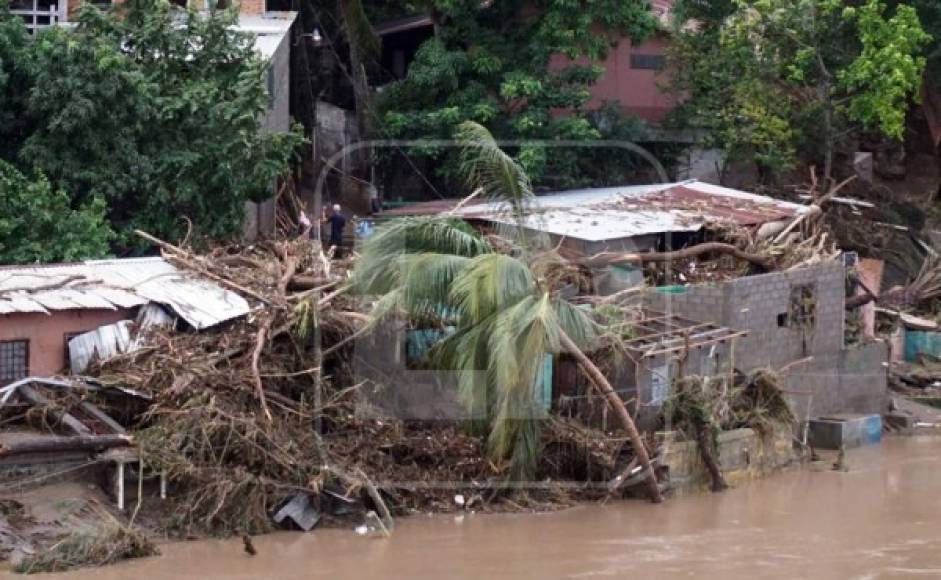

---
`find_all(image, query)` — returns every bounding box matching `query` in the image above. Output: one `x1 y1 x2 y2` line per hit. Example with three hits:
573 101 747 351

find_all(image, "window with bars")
630 53 665 70
0 340 29 386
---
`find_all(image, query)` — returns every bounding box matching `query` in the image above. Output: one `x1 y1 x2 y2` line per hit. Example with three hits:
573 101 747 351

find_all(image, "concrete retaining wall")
661 428 795 493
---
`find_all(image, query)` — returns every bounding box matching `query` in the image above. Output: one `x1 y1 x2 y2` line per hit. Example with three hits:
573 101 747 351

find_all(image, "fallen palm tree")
350 122 663 502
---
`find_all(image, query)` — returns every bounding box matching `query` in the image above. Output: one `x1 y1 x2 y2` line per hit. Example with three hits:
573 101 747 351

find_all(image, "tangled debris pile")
75 233 638 538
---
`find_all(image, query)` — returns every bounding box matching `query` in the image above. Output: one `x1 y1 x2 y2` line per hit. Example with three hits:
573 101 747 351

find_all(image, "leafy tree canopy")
668 0 930 181
375 0 658 184
0 160 113 264
0 0 304 252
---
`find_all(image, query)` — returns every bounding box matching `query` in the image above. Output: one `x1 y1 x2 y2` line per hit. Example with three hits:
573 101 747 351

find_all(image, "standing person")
323 204 346 258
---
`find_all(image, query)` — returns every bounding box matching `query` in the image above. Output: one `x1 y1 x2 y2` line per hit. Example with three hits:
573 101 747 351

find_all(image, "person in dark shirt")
324 204 346 257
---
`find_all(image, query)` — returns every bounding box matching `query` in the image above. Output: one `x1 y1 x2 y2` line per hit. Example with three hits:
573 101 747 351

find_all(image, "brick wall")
238 0 265 15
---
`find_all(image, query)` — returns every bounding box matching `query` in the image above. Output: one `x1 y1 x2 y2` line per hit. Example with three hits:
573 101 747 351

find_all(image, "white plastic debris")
454 494 465 507
354 524 369 535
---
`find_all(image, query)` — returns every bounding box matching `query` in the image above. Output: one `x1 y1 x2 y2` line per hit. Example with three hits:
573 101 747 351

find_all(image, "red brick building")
376 0 680 125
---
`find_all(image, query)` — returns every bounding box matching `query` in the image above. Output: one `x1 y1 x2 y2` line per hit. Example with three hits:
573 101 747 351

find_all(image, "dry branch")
586 243 772 270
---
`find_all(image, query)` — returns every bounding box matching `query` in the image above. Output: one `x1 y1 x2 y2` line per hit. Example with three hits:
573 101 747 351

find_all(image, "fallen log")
17 385 91 436
251 316 275 423
585 243 772 270
287 275 332 292
0 434 132 457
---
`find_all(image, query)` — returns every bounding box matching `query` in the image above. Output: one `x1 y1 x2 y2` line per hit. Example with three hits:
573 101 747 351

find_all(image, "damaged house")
0 256 250 519
382 180 888 428
0 257 249 383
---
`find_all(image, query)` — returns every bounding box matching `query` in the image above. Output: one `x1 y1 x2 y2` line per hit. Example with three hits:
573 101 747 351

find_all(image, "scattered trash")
273 494 321 532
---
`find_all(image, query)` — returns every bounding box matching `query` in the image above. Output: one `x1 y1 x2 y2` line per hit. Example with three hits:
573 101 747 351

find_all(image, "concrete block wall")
645 263 846 368
643 262 888 417
726 263 845 370
783 342 888 417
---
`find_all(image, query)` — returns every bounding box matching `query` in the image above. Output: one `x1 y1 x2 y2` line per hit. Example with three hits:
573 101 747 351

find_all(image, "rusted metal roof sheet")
381 199 477 217
384 180 808 242
0 257 249 329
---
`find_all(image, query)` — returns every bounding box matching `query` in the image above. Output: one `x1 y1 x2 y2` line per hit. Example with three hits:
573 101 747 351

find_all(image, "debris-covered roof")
0 257 250 329
384 180 809 242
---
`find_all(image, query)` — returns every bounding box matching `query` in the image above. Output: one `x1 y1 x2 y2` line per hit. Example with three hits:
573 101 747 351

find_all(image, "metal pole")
117 462 125 510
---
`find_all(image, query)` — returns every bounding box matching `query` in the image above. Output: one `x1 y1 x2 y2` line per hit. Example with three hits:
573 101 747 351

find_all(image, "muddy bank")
28 436 941 580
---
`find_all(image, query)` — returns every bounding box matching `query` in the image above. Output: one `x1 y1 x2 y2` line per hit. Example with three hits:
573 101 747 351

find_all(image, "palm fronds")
449 253 536 322
456 121 533 221
350 217 491 296
352 124 616 482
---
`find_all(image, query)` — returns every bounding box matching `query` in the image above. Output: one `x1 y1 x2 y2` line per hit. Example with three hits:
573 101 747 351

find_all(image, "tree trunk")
0 434 132 457
693 421 728 492
339 0 372 176
558 330 663 503
585 243 772 270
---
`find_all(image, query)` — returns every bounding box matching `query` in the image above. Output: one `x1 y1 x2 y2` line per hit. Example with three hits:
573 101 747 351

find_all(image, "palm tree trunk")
558 330 663 503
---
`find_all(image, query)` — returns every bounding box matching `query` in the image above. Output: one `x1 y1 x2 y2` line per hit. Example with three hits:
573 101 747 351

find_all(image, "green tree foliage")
669 0 930 181
376 1 658 184
890 0 941 79
0 161 113 264
0 0 303 249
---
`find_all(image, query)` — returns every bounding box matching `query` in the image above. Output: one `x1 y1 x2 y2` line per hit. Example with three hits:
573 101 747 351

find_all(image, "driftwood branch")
251 316 275 423
773 175 857 244
586 243 772 270
134 229 272 304
0 275 88 297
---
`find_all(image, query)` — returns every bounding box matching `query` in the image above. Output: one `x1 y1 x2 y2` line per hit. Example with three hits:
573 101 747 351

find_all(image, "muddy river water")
26 436 941 579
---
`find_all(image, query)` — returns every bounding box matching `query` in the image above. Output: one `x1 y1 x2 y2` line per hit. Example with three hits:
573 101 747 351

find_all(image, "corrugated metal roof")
0 257 250 329
68 304 174 373
383 180 809 242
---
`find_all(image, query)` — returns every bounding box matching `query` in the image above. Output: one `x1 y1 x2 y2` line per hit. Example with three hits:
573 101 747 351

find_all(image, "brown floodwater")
19 436 941 580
